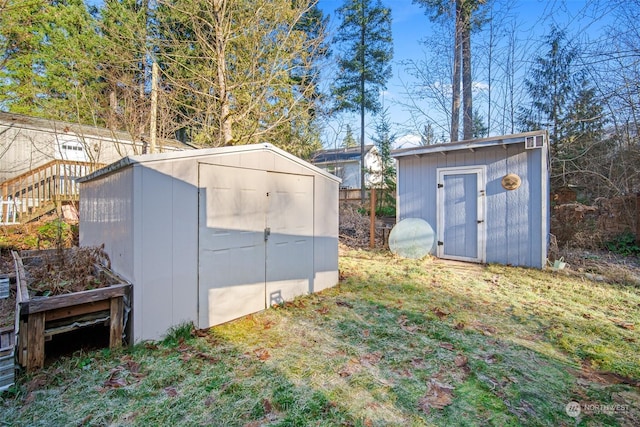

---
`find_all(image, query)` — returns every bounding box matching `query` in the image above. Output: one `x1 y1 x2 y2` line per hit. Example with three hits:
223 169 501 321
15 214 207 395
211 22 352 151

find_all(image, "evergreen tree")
420 122 437 146
519 26 577 147
0 0 105 123
331 0 393 199
371 108 396 216
472 109 488 138
519 25 605 195
342 124 358 148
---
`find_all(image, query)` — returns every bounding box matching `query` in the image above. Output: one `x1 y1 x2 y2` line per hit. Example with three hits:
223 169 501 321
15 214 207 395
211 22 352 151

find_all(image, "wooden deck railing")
1 160 104 224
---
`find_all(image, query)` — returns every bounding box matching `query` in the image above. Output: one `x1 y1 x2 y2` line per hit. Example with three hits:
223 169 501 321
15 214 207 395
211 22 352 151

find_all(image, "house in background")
1 112 192 223
392 131 549 268
1 112 191 182
311 145 381 190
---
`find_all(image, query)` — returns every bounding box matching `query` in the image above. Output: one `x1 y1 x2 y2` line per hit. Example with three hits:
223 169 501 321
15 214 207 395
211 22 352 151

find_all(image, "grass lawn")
2 248 639 426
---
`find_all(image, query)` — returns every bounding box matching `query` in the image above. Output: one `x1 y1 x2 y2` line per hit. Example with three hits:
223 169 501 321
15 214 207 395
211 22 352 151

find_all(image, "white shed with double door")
79 144 340 342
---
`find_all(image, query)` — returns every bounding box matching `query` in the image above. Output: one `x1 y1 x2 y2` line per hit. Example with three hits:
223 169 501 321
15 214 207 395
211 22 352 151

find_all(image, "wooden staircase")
1 160 104 225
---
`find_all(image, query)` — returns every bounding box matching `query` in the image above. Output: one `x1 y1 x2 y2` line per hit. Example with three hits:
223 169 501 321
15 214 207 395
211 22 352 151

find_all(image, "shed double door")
198 164 313 328
436 166 486 263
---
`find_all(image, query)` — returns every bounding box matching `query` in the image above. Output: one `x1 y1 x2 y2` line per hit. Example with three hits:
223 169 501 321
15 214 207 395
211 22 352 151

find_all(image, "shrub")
605 231 640 256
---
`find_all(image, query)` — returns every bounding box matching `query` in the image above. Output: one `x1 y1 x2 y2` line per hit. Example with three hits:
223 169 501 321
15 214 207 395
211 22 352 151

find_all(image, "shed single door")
198 164 314 328
198 164 267 327
437 166 486 263
265 172 313 306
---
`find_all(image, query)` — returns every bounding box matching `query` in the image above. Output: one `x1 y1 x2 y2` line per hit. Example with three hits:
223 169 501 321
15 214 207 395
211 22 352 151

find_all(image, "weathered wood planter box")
12 249 131 371
0 327 15 391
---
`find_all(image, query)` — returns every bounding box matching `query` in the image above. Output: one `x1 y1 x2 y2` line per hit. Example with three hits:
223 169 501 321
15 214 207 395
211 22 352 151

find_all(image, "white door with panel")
265 172 314 306
436 166 486 263
198 164 314 327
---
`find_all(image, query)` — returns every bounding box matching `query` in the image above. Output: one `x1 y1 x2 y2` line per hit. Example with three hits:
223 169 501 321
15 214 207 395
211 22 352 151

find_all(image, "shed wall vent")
525 134 545 149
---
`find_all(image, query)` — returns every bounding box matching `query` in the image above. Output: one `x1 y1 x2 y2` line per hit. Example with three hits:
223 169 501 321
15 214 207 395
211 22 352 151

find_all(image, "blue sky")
317 0 615 148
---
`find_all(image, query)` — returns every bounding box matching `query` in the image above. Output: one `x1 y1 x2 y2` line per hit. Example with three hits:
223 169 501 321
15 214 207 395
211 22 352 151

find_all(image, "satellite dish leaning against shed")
388 218 436 259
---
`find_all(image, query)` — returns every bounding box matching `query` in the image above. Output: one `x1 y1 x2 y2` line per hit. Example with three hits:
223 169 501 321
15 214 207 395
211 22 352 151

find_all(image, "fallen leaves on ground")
432 307 450 319
254 348 271 361
418 379 455 413
360 352 383 367
164 386 178 397
99 356 146 391
336 300 353 308
397 314 419 333
338 358 362 377
439 342 455 351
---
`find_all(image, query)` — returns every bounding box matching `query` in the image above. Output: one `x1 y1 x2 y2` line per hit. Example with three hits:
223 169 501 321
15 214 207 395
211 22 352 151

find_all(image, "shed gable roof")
392 131 547 158
79 143 341 183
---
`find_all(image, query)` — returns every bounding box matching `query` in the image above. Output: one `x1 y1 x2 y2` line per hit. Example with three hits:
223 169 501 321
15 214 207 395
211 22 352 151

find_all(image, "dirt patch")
559 248 640 285
575 361 640 388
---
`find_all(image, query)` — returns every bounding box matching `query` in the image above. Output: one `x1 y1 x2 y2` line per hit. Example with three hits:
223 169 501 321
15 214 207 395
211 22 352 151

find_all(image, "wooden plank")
17 319 27 366
26 312 45 371
109 297 124 348
12 251 29 304
45 311 110 337
0 328 13 350
21 284 130 315
45 299 110 322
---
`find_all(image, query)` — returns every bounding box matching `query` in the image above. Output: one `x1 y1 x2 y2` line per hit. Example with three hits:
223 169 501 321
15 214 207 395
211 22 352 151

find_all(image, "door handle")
477 220 484 224
264 227 271 241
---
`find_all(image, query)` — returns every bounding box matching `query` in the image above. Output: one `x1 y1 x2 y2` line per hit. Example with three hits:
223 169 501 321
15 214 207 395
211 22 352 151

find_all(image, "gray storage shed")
392 131 549 268
79 143 340 342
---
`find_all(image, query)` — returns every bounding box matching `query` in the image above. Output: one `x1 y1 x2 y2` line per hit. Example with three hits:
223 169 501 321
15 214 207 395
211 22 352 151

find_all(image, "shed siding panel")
423 158 437 227
485 147 508 264
135 160 199 340
140 166 175 340
79 167 135 281
505 148 528 266
313 174 339 292
528 148 545 268
170 160 199 328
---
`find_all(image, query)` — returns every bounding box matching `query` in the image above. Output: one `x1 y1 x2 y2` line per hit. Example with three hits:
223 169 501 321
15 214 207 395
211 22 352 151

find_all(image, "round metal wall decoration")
501 173 521 190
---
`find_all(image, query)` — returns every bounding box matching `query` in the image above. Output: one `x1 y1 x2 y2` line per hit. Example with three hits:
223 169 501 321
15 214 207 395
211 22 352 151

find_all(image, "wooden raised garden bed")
12 249 131 371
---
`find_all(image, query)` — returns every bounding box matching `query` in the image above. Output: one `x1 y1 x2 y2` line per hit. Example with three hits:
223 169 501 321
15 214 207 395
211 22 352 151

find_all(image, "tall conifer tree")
331 0 393 200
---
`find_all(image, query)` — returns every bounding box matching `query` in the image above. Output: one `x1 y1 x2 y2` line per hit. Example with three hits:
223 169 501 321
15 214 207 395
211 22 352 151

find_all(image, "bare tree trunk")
360 7 366 201
213 0 233 146
451 0 462 142
462 19 473 140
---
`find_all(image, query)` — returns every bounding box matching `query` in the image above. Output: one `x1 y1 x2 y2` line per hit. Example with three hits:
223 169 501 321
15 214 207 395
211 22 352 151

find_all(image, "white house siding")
1 113 190 182
396 137 548 268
